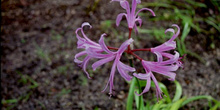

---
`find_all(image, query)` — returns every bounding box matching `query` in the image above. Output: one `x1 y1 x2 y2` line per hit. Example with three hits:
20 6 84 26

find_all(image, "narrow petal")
121 1 130 14
136 8 156 17
82 56 92 79
86 49 112 58
136 0 141 4
159 51 180 65
92 55 115 70
99 34 114 54
118 61 136 71
151 74 163 100
102 61 117 95
141 60 151 73
80 22 100 47
117 38 134 55
116 13 127 27
169 24 180 42
135 16 142 27
150 68 176 81
75 28 86 48
134 24 139 34
131 0 137 17
149 64 179 72
74 51 87 63
81 22 92 41
151 41 176 52
161 52 174 59
117 65 133 81
154 51 163 62
133 72 150 80
135 75 151 96
165 28 175 34
120 1 129 10
117 61 134 81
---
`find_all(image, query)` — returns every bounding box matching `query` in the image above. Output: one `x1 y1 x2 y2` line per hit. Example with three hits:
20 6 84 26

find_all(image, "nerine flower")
133 52 180 99
111 0 155 32
74 22 103 79
133 25 182 99
87 34 135 96
151 24 183 67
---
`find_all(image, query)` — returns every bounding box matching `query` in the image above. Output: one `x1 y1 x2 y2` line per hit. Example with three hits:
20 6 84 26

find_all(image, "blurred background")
1 0 220 109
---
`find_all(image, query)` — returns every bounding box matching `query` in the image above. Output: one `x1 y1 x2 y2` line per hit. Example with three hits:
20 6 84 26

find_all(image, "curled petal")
169 24 180 42
136 8 156 17
99 34 114 54
81 22 92 29
116 13 127 27
76 22 100 48
135 74 151 96
161 52 174 59
165 28 175 34
74 51 87 64
81 22 93 42
134 24 138 34
154 51 163 62
135 16 142 27
118 61 136 71
82 56 92 79
159 51 180 65
133 72 150 80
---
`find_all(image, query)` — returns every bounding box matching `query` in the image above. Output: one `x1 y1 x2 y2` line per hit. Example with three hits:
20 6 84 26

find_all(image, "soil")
1 0 220 110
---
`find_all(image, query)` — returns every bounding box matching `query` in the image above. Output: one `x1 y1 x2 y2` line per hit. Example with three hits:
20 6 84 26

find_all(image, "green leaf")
210 101 220 110
205 17 220 32
126 78 136 110
170 97 186 110
172 81 182 102
139 80 146 88
181 95 214 107
152 99 165 110
134 88 144 110
181 23 190 42
158 82 171 103
1 99 18 104
186 50 205 64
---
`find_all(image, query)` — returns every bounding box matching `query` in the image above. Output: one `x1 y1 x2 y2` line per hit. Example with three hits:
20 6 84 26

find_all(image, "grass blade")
126 78 136 110
172 81 182 102
181 95 214 107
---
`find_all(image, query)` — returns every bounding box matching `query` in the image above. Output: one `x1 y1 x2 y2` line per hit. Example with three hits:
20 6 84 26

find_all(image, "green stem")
135 77 142 110
127 58 142 110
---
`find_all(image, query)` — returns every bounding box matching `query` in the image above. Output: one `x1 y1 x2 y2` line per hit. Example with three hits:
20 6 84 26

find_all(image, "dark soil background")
1 0 220 109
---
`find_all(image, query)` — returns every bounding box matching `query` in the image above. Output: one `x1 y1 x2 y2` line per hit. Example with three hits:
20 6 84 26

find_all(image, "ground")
1 0 220 109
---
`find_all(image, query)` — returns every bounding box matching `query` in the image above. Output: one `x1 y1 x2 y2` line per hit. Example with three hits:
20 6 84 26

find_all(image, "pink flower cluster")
75 0 183 99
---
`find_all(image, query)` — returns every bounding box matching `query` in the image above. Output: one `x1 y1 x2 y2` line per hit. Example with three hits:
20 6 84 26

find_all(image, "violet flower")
151 24 183 67
111 0 155 32
133 52 180 99
74 22 103 79
87 34 135 96
133 24 182 99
